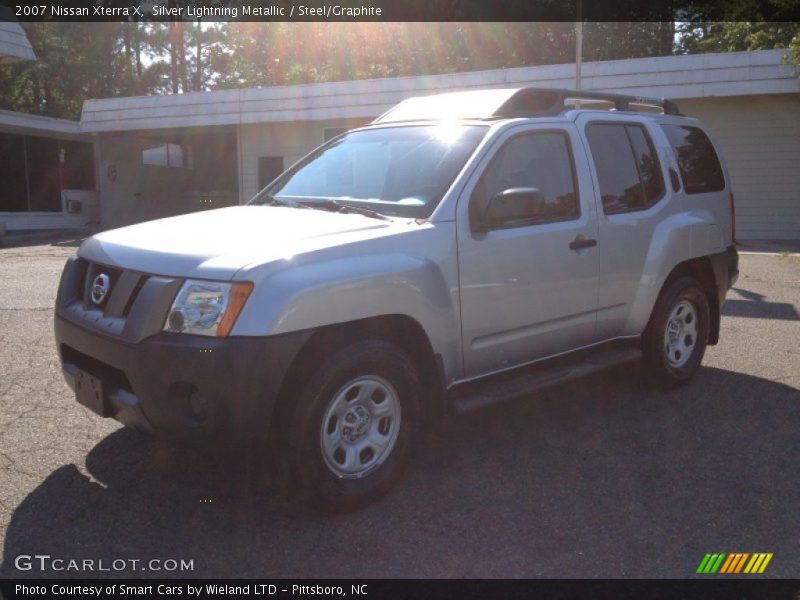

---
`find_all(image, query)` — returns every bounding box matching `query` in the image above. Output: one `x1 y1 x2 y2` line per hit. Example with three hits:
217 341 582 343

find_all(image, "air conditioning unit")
66 200 83 214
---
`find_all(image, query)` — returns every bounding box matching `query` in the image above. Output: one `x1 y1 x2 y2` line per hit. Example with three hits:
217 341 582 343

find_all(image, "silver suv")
55 88 739 510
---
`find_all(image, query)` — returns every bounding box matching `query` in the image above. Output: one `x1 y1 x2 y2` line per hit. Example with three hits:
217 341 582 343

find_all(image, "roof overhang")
0 20 36 63
0 109 83 138
77 48 800 133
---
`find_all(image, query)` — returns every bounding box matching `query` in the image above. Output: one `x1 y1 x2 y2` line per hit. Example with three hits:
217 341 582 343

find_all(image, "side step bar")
448 345 643 415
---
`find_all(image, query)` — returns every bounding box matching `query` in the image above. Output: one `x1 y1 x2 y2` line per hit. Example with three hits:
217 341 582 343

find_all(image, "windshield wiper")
252 193 307 210
298 199 392 221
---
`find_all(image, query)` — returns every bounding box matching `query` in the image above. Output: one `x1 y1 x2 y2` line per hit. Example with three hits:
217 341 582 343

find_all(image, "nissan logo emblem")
91 273 111 305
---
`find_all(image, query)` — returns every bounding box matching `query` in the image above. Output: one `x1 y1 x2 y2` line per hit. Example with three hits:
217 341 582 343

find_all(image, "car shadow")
3 365 800 578
722 288 800 321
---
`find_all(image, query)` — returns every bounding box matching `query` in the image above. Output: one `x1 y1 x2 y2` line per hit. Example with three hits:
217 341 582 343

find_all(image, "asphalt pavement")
1 242 798 578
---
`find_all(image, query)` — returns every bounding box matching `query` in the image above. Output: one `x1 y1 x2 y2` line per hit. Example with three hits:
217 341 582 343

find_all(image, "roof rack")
495 88 682 118
373 87 681 124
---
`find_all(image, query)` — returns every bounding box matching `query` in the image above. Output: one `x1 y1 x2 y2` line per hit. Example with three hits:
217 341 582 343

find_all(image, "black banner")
2 0 800 22
3 579 800 600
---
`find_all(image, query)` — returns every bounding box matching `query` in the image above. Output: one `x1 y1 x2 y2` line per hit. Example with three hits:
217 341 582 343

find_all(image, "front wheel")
285 339 421 512
642 276 710 387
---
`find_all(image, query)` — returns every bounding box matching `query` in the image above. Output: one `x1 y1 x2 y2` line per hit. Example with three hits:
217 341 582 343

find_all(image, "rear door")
457 123 600 378
579 116 672 340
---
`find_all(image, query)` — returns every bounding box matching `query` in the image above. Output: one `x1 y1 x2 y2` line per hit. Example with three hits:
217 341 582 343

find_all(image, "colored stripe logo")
697 553 773 574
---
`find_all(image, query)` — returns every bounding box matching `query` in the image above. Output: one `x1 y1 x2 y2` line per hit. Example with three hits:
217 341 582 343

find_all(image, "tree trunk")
194 22 202 91
134 22 142 77
123 22 133 90
167 0 180 93
177 22 189 93
42 74 53 116
169 22 180 93
31 69 42 114
661 0 675 55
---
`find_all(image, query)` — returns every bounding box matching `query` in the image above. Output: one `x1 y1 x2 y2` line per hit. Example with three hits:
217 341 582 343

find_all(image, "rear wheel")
642 276 710 387
285 339 421 512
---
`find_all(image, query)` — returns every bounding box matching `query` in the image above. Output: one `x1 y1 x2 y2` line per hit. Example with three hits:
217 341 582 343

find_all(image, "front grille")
59 258 182 344
123 275 149 317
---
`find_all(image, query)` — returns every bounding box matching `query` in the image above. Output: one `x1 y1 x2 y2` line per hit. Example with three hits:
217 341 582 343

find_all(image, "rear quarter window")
661 124 725 194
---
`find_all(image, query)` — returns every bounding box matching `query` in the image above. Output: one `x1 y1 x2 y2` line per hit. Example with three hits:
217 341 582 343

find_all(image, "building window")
661 124 725 194
0 132 95 213
26 135 61 211
586 123 665 214
0 132 28 212
142 142 189 168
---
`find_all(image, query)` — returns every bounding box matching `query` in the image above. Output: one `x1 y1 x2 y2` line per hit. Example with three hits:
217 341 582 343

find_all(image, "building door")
258 156 284 190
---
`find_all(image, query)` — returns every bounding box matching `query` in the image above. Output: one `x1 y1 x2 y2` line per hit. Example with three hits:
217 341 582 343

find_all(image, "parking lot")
0 241 798 578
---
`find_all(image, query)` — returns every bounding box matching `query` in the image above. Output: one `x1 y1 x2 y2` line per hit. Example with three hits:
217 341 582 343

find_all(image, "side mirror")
479 187 544 231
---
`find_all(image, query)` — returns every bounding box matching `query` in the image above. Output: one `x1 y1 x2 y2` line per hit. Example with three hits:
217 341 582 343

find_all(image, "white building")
0 20 98 235
2 47 799 240
0 109 98 232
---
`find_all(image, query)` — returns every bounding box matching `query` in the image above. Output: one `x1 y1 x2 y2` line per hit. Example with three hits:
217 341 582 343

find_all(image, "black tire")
285 339 421 512
642 275 710 388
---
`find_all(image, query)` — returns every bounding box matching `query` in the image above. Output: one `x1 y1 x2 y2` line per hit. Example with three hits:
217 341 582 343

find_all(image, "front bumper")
55 314 311 440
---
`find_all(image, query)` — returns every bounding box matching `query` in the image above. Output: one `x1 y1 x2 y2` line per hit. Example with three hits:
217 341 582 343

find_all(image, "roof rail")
495 88 681 117
373 87 682 124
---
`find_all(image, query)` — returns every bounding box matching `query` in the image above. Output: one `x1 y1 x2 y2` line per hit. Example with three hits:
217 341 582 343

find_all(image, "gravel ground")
1 242 798 579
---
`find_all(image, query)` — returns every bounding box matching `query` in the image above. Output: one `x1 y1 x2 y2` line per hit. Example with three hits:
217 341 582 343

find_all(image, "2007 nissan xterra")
55 88 739 509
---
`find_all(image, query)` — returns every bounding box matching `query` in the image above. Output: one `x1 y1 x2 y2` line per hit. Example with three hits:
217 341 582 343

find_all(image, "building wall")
680 94 800 240
96 126 239 229
238 117 368 202
96 132 187 228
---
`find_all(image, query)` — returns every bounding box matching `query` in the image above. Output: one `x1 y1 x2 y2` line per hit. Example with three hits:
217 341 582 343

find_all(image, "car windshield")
251 124 488 218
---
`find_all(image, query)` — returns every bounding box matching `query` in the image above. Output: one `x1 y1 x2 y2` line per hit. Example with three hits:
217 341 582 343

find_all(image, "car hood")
78 205 406 279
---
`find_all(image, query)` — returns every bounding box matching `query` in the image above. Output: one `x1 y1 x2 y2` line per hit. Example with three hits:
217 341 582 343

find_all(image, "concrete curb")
0 228 95 248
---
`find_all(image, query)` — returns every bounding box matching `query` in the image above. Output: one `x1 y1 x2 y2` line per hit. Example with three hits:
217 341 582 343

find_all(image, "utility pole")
575 0 583 91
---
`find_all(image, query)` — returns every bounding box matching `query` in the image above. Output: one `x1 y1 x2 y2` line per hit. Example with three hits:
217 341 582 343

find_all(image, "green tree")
0 23 130 118
676 21 799 54
676 21 800 74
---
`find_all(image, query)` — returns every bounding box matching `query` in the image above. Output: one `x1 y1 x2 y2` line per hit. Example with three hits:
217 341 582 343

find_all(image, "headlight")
164 279 253 337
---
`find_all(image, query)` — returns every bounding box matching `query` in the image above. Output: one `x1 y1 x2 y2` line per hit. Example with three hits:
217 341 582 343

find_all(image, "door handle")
569 237 597 251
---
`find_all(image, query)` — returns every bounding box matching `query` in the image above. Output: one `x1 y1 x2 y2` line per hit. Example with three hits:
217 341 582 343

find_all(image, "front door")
457 124 600 377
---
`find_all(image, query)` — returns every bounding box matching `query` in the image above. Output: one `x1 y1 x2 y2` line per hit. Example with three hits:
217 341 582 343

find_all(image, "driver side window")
471 131 580 227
